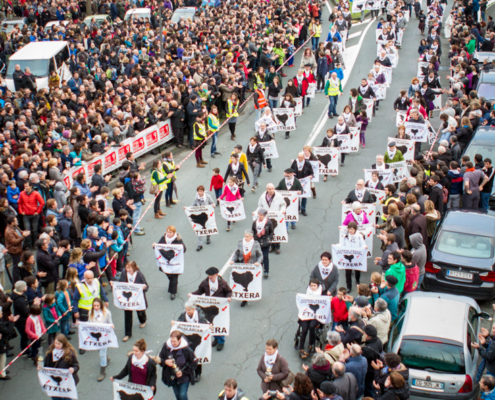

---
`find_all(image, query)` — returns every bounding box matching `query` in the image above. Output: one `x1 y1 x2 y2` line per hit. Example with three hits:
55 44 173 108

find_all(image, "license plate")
447 270 473 280
413 379 444 389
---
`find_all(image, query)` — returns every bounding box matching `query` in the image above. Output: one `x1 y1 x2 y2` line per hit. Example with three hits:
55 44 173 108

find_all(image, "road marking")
347 31 363 40
353 19 371 26
325 0 332 12
306 17 376 147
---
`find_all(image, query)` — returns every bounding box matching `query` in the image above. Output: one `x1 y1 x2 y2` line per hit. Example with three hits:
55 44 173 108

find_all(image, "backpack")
442 187 449 204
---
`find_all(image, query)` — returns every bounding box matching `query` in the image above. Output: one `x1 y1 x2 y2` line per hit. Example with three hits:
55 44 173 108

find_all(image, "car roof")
9 41 69 60
84 15 109 20
441 209 495 236
467 126 495 146
475 52 495 62
402 292 477 343
2 18 26 24
126 8 150 14
479 71 495 84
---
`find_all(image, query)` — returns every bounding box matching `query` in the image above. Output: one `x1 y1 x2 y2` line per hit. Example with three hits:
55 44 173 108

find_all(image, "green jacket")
273 47 285 64
385 262 406 293
466 39 476 55
384 150 405 164
265 72 282 87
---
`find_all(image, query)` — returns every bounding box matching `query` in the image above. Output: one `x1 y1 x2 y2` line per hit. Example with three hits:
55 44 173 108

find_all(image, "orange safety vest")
254 89 267 109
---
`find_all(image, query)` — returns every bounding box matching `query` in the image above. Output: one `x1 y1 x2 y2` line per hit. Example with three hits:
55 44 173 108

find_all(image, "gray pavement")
4 4 494 400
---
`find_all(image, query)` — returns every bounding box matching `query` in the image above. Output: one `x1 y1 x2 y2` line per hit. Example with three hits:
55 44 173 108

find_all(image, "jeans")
23 214 39 248
188 121 195 147
417 274 425 289
301 197 307 211
269 99 278 110
252 163 261 187
328 95 338 116
215 335 225 344
266 158 272 170
30 338 41 358
463 191 481 210
481 191 491 211
311 36 320 51
132 201 143 232
440 131 451 143
198 235 210 246
261 246 270 273
60 319 70 336
255 108 262 122
482 10 486 21
99 347 107 367
286 221 296 230
171 381 190 400
154 191 163 213
214 188 222 199
172 380 189 400
165 183 174 203
447 193 461 209
210 132 218 154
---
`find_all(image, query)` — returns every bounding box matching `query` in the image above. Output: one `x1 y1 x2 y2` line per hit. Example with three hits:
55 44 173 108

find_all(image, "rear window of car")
399 339 465 374
436 231 493 259
478 83 495 100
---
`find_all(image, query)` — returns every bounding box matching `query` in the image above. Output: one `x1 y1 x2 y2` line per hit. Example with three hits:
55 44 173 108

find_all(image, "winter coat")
25 314 47 339
158 342 197 386
373 287 400 321
43 350 80 384
113 354 157 392
345 355 368 398
251 218 274 248
368 310 391 344
257 352 290 392
232 240 263 264
310 264 339 296
403 263 419 293
384 262 406 293
56 290 72 322
42 303 60 334
410 233 427 276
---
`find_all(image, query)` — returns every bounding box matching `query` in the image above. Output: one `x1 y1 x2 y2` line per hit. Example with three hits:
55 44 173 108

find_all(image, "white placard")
331 245 368 272
267 211 288 243
113 379 153 400
171 322 212 364
387 137 415 161
396 111 407 126
339 225 374 258
230 263 263 301
280 97 303 116
310 160 320 182
364 169 393 187
259 140 279 159
78 322 118 351
363 98 374 122
387 161 411 183
38 367 78 399
313 147 339 175
189 295 230 336
372 84 386 100
276 190 299 222
367 188 385 219
335 134 351 153
299 176 312 198
405 121 428 142
417 61 428 80
306 83 317 98
112 282 146 311
296 294 332 324
255 114 280 134
396 29 404 46
427 119 438 145
219 199 246 221
352 0 366 13
433 94 442 110
184 205 219 236
273 108 296 131
381 66 392 85
348 126 361 152
155 244 185 274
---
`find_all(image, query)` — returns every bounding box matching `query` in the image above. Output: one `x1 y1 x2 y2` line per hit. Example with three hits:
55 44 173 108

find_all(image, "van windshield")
6 59 49 78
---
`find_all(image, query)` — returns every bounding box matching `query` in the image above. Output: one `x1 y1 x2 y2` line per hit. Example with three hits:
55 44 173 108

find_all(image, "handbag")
276 356 295 388
149 183 159 195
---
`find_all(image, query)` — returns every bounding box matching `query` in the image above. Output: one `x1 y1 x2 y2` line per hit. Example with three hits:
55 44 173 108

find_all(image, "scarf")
296 159 304 170
93 309 104 322
209 277 218 295
242 238 254 256
359 84 369 94
343 112 351 122
351 210 364 224
127 272 137 283
264 350 278 369
306 284 323 296
336 123 345 133
368 179 379 189
165 233 177 244
285 177 294 189
296 75 304 85
259 129 266 140
401 97 406 104
167 337 188 351
196 193 207 204
86 280 99 296
231 162 239 174
248 143 257 153
132 354 149 369
355 189 365 201
256 218 267 237
52 348 64 362
387 148 397 160
229 184 239 195
30 315 42 337
412 83 420 91
185 310 199 323
318 261 333 280
346 232 364 247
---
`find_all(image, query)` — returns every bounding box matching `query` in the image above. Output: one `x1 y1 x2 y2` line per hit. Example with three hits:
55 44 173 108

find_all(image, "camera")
269 391 278 397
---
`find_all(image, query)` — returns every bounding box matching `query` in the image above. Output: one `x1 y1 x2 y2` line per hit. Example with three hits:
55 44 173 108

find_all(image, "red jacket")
18 189 45 215
331 297 349 323
210 174 225 191
25 315 47 340
293 76 309 96
403 263 419 293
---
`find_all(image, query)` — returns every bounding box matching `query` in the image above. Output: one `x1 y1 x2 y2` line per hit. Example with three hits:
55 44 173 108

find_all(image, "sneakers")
134 230 145 236
197 245 203 251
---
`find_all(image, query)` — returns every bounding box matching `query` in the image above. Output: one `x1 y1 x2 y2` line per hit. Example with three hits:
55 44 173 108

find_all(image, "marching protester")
154 226 187 301
110 338 157 394
252 209 274 279
224 154 250 199
219 379 249 400
185 185 216 251
219 177 244 232
309 252 339 297
246 137 265 192
321 128 345 178
290 153 314 216
276 168 303 230
255 122 275 173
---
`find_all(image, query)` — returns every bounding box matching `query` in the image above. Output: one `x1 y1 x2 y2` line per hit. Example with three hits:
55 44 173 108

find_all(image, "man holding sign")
290 153 313 216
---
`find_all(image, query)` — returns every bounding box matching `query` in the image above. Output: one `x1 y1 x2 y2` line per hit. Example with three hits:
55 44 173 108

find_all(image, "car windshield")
436 230 493 258
399 339 465 374
6 59 49 78
478 83 495 100
126 13 150 20
465 143 495 165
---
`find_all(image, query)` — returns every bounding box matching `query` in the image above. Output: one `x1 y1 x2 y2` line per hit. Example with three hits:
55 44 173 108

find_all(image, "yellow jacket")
230 151 249 178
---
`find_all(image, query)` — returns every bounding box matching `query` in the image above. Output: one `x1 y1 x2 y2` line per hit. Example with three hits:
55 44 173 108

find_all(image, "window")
467 323 476 359
477 83 495 100
6 59 49 78
49 58 56 74
436 231 493 259
398 339 465 374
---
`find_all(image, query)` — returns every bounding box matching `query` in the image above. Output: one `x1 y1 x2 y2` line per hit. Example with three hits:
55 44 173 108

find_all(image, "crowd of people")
0 0 495 399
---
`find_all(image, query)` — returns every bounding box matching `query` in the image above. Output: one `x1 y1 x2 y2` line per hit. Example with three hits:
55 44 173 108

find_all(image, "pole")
159 2 164 58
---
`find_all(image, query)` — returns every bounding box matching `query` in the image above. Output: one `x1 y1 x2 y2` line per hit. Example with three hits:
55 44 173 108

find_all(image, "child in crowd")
56 279 73 337
370 271 382 292
25 304 46 363
7 180 19 211
210 167 224 203
356 110 369 148
43 294 60 345
331 287 350 331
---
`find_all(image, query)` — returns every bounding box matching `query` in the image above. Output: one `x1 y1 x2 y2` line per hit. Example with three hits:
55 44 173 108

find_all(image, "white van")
1 18 28 33
171 7 197 23
6 41 72 92
125 8 151 22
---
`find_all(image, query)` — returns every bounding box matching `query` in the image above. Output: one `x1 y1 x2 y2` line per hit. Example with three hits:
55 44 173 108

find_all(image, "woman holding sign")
343 202 371 226
246 137 265 192
185 185 216 251
115 261 148 343
155 226 187 301
309 252 339 296
321 128 344 181
341 222 368 293
303 146 318 199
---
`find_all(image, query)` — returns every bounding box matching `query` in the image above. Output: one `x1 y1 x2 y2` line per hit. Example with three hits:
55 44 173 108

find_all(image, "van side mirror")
477 312 492 321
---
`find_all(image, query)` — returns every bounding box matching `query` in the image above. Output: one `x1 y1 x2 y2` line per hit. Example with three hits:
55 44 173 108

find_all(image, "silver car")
388 292 490 400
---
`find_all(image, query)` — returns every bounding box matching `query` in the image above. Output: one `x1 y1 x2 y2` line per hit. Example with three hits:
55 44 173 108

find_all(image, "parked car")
473 51 495 67
388 291 490 400
1 18 28 33
44 20 70 33
82 15 112 27
125 8 151 21
171 7 197 23
476 71 495 102
423 209 495 300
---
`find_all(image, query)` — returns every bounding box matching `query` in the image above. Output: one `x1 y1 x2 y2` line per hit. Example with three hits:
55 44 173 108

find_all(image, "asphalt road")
5 3 494 400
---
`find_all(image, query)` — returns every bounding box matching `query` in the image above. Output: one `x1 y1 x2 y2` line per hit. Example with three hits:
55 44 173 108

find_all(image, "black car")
463 126 495 207
424 210 495 300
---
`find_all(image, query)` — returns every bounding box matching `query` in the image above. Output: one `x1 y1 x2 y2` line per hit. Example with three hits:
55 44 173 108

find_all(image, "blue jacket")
7 186 20 204
482 389 495 400
68 77 82 95
326 30 342 42
329 68 344 81
317 56 329 78
447 170 464 195
346 355 368 398
73 180 92 197
110 2 118 19
373 287 399 320
110 226 125 252
56 290 71 321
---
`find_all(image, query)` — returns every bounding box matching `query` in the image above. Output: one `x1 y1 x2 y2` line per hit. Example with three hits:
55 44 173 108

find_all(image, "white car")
44 20 70 33
124 8 151 22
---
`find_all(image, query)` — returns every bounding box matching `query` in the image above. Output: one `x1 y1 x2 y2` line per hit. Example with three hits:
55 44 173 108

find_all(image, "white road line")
353 19 371 26
306 17 376 147
347 31 363 40
325 0 332 12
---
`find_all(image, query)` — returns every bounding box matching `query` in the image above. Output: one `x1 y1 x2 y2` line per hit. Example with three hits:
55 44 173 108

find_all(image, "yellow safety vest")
163 160 176 184
313 24 322 38
151 169 168 191
208 114 219 133
255 74 265 89
194 122 206 141
77 281 100 310
326 79 340 96
227 100 239 118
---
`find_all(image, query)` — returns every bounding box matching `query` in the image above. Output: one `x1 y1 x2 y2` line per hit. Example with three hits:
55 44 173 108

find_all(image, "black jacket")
290 160 313 179
11 291 30 331
192 276 232 298
340 319 366 346
169 106 185 129
428 185 444 214
0 320 15 354
251 218 274 248
246 144 265 166
374 384 410 400
224 163 250 185
43 350 80 385
36 249 61 286
393 97 411 111
113 354 157 392
344 189 374 203
119 270 149 307
321 136 341 147
158 234 187 253
158 343 197 386
305 366 332 390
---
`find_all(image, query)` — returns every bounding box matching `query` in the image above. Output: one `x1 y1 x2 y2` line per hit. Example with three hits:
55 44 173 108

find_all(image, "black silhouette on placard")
392 168 399 176
276 113 289 126
344 255 355 263
159 249 176 262
399 114 405 122
190 213 209 229
317 154 331 168
355 3 364 10
308 304 320 313
122 291 133 301
50 376 63 386
396 145 408 156
269 218 278 231
232 271 254 292
90 332 102 341
410 129 419 135
197 305 219 324
117 390 145 400
226 206 235 214
283 197 291 208
185 333 203 352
